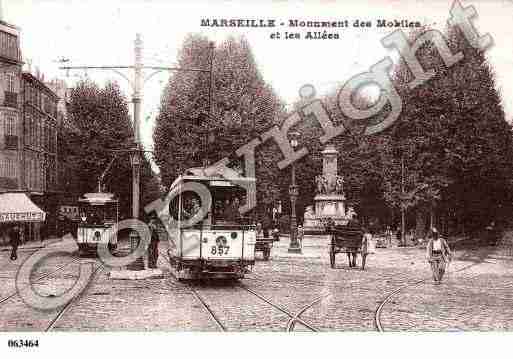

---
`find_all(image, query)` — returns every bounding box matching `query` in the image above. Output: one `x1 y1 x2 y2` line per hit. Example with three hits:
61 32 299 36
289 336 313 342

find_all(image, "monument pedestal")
287 246 302 254
302 144 356 235
314 194 348 226
303 194 349 233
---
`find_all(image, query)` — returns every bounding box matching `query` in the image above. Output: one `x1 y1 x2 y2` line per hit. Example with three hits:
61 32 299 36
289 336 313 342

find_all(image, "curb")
108 268 165 280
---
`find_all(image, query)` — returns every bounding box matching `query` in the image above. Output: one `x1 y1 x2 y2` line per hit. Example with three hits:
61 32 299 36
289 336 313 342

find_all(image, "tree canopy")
153 35 285 217
59 80 161 217
154 26 513 236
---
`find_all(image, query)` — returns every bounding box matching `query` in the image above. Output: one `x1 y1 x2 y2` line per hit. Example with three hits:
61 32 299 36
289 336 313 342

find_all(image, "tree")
153 34 285 216
60 80 160 217
382 24 513 237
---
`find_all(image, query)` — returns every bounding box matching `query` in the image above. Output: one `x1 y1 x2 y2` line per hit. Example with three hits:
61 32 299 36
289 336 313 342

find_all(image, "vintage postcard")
0 0 512 356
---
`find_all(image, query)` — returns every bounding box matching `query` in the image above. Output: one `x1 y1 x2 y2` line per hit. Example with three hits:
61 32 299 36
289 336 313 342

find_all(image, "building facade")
0 19 60 243
21 72 60 240
0 20 22 193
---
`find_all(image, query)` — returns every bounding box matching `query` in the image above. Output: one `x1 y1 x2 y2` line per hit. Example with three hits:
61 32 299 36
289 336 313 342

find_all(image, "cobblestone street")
1 236 512 332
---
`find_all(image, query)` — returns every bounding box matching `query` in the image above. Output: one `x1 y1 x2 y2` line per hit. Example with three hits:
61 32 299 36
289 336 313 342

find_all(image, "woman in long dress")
426 228 452 284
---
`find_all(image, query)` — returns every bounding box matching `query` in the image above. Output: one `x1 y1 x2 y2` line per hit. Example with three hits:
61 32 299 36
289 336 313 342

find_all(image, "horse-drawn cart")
329 226 368 269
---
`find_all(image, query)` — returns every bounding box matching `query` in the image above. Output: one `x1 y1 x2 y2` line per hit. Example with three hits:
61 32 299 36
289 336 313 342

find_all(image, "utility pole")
61 34 215 270
401 155 406 246
204 42 215 167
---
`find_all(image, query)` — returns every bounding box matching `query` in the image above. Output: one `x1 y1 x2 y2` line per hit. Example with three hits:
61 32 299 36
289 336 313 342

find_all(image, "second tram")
76 192 119 256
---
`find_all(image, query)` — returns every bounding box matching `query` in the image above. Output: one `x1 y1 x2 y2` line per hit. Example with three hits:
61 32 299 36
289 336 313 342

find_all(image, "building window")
40 159 45 191
3 72 17 108
1 113 17 149
0 31 19 61
32 114 36 148
0 156 16 178
35 119 40 149
5 114 17 136
29 157 34 190
5 72 15 92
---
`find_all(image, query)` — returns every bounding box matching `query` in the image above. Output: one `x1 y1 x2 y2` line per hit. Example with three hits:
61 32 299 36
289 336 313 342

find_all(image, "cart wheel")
329 249 335 269
263 248 270 261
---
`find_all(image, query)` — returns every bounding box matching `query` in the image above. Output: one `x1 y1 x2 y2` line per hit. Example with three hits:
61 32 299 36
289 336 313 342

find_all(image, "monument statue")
315 175 323 194
346 206 356 220
303 145 354 231
316 175 333 195
335 175 345 194
322 176 329 194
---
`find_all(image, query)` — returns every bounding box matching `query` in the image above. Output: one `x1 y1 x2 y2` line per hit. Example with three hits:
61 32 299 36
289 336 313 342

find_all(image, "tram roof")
169 166 255 190
78 192 119 205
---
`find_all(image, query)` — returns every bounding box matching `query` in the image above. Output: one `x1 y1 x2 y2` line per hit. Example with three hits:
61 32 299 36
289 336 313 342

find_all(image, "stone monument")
303 145 350 231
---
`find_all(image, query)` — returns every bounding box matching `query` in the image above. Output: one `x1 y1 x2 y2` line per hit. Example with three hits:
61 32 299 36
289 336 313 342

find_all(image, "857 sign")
211 245 230 256
211 236 230 256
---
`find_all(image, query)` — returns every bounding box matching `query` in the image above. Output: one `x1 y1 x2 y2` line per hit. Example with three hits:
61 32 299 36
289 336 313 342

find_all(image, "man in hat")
426 227 452 284
297 225 304 249
9 225 21 261
147 216 160 269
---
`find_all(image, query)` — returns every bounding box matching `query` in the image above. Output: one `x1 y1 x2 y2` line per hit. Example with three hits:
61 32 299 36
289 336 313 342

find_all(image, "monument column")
304 144 349 231
322 145 338 193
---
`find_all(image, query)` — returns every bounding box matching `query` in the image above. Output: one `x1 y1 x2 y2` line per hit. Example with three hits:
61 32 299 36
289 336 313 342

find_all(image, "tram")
76 192 119 256
166 168 256 280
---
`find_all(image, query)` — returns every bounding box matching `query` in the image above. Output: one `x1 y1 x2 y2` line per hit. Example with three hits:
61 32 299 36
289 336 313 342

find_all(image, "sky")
3 0 513 170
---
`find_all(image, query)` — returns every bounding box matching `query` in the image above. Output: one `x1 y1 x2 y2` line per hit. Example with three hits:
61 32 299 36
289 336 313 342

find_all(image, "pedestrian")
361 227 372 270
262 213 272 238
256 222 263 239
385 225 392 247
9 225 21 261
148 217 160 269
426 227 452 285
297 225 304 248
396 226 402 246
272 227 280 242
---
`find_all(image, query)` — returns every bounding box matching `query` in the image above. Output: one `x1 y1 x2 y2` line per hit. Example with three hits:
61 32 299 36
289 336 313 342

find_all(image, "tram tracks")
159 249 326 332
239 285 323 332
189 284 227 332
0 256 103 331
45 264 104 332
285 293 331 332
0 257 82 305
374 262 483 332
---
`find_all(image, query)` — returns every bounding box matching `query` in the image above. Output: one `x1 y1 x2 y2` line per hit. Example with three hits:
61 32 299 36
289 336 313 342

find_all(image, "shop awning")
0 193 46 223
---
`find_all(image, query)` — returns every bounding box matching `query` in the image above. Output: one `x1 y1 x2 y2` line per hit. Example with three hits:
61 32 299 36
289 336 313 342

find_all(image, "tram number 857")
211 245 230 256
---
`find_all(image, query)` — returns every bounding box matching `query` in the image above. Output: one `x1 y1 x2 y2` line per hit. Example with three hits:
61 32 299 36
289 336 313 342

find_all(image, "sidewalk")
0 236 63 252
271 235 329 259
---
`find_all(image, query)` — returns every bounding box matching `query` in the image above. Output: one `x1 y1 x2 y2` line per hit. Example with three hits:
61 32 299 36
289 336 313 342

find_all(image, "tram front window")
79 205 116 226
214 197 242 225
182 196 201 221
169 191 203 224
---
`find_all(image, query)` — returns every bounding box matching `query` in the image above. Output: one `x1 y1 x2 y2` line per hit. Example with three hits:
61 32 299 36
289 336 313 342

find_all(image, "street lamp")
288 131 302 254
127 142 145 270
